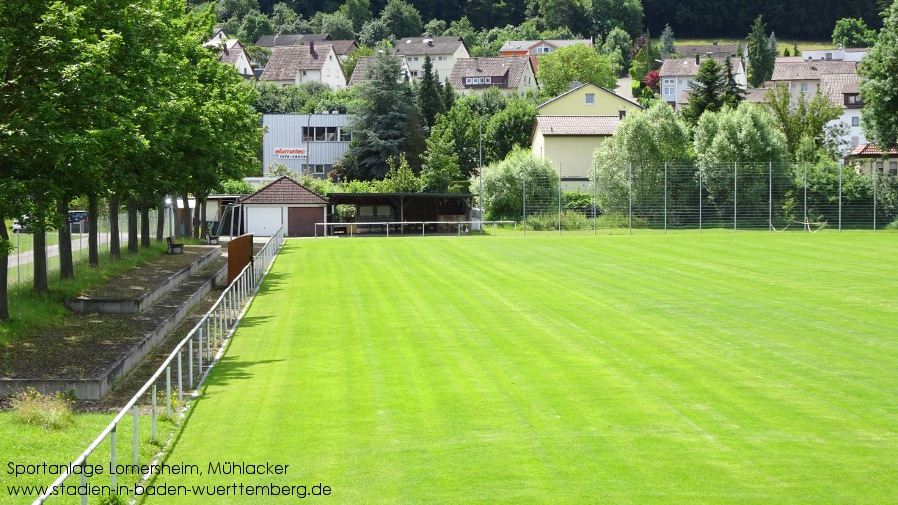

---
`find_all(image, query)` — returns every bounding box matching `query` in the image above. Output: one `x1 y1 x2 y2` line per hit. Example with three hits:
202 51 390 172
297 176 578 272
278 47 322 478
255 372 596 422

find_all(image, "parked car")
12 216 28 233
68 210 89 233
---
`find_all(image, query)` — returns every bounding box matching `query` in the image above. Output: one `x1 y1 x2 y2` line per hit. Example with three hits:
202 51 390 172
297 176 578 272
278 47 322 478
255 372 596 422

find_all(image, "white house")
262 114 352 179
448 57 538 96
217 39 254 79
260 42 347 90
394 36 469 80
802 48 868 62
820 73 866 151
659 55 747 111
498 39 593 56
771 57 857 106
238 176 328 237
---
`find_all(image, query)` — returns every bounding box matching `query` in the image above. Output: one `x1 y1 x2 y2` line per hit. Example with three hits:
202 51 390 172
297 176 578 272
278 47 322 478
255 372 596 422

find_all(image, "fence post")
151 384 157 441
769 162 773 231
557 181 561 234
733 161 738 233
839 163 843 231
188 339 194 388
177 349 183 402
699 164 703 233
628 163 633 235
166 366 171 419
804 163 809 231
522 165 527 236
110 425 117 489
874 167 878 232
664 161 667 233
80 460 88 505
593 162 597 235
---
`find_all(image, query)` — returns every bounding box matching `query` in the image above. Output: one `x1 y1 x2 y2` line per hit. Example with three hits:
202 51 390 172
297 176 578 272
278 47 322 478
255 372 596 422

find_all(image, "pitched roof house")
348 56 411 87
499 39 593 56
260 42 347 89
255 33 331 48
771 58 858 105
448 57 537 96
217 39 254 80
659 55 747 111
532 83 643 187
394 36 469 80
821 73 866 150
669 43 744 59
844 144 898 177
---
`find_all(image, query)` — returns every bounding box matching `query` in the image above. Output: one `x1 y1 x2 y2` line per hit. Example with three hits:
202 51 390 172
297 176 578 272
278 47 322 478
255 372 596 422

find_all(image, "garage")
238 177 328 237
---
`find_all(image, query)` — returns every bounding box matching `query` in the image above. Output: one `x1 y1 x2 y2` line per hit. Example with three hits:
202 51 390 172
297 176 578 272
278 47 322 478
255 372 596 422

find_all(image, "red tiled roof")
238 177 327 205
847 144 898 157
535 116 621 136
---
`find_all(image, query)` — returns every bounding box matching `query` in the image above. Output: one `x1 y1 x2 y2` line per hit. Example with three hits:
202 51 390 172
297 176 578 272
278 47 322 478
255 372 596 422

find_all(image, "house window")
891 161 897 175
465 77 472 84
314 164 326 175
800 83 808 93
325 126 337 141
410 71 419 77
851 136 859 146
437 56 447 61
585 93 595 105
484 77 491 84
876 161 884 174
852 117 860 127
339 128 351 142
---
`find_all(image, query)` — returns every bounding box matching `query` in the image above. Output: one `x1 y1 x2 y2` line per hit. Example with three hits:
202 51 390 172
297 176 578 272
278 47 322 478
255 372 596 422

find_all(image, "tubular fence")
508 162 898 233
314 220 517 237
33 227 285 505
7 211 161 288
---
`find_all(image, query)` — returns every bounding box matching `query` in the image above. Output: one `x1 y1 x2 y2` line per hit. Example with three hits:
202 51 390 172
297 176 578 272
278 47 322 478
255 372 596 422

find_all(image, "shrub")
524 211 590 231
10 388 74 429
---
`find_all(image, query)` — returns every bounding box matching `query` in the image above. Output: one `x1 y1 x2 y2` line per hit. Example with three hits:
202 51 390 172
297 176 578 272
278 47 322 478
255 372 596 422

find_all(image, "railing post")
198 327 204 375
839 163 843 231
110 425 117 490
177 350 183 402
133 405 139 465
81 460 88 505
166 366 171 419
734 161 738 233
664 162 668 233
151 384 157 441
188 339 194 389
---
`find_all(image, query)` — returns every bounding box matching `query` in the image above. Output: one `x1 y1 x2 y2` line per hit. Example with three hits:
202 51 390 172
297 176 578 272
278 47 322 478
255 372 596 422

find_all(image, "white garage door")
245 206 282 237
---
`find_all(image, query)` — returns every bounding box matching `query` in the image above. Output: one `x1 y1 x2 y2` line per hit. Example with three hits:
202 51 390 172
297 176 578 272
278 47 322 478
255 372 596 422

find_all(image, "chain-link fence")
489 162 897 234
7 211 161 287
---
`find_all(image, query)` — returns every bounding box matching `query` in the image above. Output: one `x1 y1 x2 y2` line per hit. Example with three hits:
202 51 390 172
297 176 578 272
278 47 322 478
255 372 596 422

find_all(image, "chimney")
309 40 316 58
695 54 700 65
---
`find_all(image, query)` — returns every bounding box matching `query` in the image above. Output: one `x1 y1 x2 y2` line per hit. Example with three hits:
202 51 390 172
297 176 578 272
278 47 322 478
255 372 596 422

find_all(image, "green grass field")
141 233 898 504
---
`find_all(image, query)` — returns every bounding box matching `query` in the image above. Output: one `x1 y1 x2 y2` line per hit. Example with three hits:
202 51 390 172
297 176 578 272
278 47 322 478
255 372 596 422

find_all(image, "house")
217 39 254 79
237 176 328 237
821 73 866 150
206 28 229 47
499 39 593 56
259 42 347 89
448 57 538 96
537 82 642 116
668 43 744 60
771 57 857 105
394 36 469 80
254 33 331 48
262 114 352 179
844 144 898 177
348 56 411 87
659 55 747 111
802 47 868 62
532 83 643 188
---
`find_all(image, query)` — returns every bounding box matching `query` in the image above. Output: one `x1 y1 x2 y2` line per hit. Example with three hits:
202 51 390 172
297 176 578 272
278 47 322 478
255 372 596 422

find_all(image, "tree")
341 48 414 180
747 15 776 87
539 0 587 35
379 154 421 191
358 19 393 46
417 54 444 130
481 148 559 220
238 11 274 42
587 0 645 39
484 97 538 164
860 2 898 150
683 57 725 125
694 103 789 213
537 44 616 97
429 102 479 177
592 102 693 219
763 83 842 159
340 0 372 32
420 128 464 192
832 17 877 48
380 0 422 38
601 27 633 73
313 11 355 40
659 23 675 54
721 57 746 108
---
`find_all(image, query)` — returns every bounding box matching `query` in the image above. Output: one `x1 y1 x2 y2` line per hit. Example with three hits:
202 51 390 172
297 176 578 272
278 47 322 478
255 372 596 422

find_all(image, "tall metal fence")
34 228 285 504
7 211 161 287
507 162 898 233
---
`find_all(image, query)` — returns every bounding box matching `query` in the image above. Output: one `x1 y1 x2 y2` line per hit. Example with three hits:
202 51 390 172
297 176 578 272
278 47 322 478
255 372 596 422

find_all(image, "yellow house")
537 82 642 116
531 83 642 189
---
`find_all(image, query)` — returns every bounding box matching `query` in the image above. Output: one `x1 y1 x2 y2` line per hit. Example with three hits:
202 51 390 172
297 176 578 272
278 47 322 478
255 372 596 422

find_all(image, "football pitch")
143 233 898 504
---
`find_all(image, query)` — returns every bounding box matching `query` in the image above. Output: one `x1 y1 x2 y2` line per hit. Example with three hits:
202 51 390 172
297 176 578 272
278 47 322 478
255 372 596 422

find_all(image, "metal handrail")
33 227 286 504
314 220 517 237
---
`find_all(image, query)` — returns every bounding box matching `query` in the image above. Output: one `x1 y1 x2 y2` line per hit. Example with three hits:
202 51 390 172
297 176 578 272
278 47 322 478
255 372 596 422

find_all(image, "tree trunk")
200 198 209 238
57 199 74 279
181 189 192 238
32 229 48 292
156 201 165 242
127 197 138 253
88 194 99 267
109 195 121 259
0 223 9 320
140 197 151 248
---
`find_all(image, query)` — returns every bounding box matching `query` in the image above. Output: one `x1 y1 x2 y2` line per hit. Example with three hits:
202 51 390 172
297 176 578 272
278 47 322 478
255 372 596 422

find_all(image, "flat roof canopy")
326 193 476 222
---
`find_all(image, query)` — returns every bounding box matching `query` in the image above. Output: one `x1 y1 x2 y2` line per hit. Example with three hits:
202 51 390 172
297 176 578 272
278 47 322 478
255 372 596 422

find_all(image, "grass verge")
1 243 169 347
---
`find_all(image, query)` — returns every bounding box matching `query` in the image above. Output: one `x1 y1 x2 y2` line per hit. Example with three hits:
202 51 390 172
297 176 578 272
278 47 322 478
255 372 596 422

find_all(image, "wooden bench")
167 236 184 254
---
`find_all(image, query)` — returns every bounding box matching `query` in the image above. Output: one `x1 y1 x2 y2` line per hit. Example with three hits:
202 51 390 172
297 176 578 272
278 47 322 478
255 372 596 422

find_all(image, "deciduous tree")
537 44 616 97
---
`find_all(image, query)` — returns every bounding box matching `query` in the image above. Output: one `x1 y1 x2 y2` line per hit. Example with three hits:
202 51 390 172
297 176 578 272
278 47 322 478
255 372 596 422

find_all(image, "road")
7 232 118 269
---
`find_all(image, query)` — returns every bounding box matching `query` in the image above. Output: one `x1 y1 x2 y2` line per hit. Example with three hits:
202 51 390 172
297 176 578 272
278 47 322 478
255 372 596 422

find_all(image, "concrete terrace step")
0 249 229 400
64 246 221 314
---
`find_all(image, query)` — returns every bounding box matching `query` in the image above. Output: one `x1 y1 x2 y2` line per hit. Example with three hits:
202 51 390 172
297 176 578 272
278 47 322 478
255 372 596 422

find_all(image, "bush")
596 212 649 228
524 211 590 231
10 388 74 429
